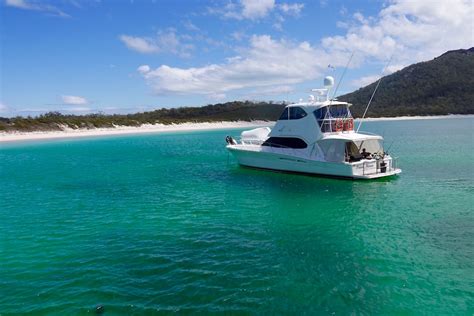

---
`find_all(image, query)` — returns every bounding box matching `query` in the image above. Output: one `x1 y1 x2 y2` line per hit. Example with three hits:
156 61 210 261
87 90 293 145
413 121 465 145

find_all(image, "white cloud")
5 0 30 9
208 0 303 31
119 35 159 54
241 0 274 19
245 85 294 98
135 0 473 98
231 31 246 41
324 0 474 67
120 29 194 57
260 85 294 95
5 0 70 17
137 65 150 74
62 95 88 105
0 102 9 112
66 107 91 112
136 35 344 98
183 20 200 32
209 0 275 20
207 93 227 101
279 3 304 16
350 75 380 88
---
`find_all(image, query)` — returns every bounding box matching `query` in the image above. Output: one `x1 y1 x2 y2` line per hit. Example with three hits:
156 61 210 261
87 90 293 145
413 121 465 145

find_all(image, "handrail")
318 117 354 133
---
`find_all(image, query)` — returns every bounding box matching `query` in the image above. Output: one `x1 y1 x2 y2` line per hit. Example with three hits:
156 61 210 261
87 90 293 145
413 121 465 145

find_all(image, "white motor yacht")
225 77 401 179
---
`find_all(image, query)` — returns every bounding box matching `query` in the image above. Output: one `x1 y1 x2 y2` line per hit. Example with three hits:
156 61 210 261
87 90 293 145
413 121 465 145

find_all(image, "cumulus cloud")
5 0 70 17
210 0 304 21
244 85 294 99
120 29 194 57
136 0 473 98
241 0 275 19
278 3 304 16
61 95 88 105
119 35 159 54
323 0 474 67
137 65 151 74
136 35 345 98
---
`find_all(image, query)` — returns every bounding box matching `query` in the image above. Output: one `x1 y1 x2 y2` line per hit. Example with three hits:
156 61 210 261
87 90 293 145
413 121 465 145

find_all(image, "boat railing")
318 117 354 133
356 155 400 176
392 156 399 170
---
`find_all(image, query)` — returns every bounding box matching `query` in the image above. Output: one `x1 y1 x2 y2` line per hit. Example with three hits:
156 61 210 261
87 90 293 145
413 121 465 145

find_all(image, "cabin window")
262 137 308 149
313 107 331 132
313 105 352 133
278 107 307 120
289 107 307 119
329 105 351 118
314 107 327 121
278 108 289 120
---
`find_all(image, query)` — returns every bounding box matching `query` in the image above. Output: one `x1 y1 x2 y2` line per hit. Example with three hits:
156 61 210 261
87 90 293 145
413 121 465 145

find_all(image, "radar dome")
324 76 335 88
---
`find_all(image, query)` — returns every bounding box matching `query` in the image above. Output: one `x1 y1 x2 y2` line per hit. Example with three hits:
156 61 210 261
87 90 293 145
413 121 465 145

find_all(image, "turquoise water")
1 118 473 314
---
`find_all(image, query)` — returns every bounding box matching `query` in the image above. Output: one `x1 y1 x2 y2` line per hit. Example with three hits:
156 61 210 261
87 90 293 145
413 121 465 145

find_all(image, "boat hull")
227 145 401 180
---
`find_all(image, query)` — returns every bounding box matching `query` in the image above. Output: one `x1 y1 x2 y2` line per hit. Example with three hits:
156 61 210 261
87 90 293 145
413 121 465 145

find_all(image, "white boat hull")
227 145 401 180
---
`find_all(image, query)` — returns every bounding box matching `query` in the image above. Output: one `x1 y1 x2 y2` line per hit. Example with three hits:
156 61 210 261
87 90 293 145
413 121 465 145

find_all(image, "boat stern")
350 156 401 179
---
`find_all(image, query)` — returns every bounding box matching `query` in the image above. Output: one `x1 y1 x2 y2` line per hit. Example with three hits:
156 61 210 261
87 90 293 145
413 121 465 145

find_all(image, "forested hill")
339 48 474 117
0 101 286 132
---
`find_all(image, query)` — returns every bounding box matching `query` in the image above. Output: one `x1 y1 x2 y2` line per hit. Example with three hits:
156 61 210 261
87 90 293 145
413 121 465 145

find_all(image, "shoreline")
0 121 272 144
1 114 472 143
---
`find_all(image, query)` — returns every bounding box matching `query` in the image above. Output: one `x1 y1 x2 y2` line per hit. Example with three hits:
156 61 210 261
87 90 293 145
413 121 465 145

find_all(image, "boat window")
278 108 289 120
289 107 307 119
313 107 331 132
329 105 351 118
278 107 307 120
314 107 327 120
262 137 308 149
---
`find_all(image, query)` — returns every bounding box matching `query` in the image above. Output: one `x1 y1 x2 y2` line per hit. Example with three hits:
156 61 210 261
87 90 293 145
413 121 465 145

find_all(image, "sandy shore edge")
1 115 472 143
0 121 273 143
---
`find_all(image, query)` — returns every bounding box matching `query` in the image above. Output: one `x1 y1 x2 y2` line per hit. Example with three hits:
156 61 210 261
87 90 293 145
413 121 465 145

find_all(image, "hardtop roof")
286 100 352 110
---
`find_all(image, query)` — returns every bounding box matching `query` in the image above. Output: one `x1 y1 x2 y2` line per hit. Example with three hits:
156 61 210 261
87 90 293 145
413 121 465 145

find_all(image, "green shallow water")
1 117 473 314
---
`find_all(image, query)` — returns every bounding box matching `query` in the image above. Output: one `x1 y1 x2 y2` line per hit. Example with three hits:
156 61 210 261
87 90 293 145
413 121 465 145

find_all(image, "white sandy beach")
0 115 472 143
0 121 273 143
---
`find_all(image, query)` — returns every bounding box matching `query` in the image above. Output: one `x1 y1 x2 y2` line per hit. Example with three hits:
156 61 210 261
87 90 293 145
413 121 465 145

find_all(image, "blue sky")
1 0 472 117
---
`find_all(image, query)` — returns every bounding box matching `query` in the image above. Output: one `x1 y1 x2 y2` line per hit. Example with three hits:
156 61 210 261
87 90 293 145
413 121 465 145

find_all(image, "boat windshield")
329 105 351 118
278 106 307 120
314 105 353 132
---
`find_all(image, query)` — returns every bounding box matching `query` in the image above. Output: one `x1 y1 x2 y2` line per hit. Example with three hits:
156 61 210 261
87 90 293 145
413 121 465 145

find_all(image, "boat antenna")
356 54 393 132
331 51 354 100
